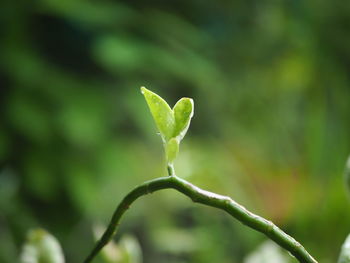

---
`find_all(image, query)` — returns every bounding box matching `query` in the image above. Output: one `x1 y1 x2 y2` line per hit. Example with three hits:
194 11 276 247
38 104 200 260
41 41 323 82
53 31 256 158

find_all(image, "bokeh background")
1 0 350 262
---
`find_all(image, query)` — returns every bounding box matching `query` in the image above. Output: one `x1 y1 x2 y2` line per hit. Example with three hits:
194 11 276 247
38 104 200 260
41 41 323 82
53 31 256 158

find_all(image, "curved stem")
84 172 317 263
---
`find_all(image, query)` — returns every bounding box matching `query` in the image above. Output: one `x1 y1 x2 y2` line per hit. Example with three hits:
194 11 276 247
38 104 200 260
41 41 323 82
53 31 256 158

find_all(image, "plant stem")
84 168 317 263
167 163 175 176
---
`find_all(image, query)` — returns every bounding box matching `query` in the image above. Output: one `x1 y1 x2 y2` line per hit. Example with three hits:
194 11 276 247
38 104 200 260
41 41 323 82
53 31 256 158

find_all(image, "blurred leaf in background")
20 229 65 263
94 225 142 263
243 240 294 263
338 234 350 263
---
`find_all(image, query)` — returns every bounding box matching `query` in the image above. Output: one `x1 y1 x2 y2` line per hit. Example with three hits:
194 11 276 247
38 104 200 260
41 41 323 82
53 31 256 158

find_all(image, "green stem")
167 163 175 176
84 168 317 263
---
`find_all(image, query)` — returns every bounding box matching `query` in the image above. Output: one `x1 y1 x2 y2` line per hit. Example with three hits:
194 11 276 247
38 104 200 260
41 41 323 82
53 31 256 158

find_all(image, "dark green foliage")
1 0 350 262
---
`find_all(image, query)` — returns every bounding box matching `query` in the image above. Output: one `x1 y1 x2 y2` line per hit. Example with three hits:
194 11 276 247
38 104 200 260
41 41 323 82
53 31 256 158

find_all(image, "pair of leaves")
141 87 194 163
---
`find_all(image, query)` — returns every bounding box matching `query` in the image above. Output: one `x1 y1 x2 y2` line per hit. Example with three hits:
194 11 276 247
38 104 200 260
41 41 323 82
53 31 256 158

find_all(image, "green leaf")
20 229 65 263
140 87 174 141
166 138 179 163
173 98 194 141
338 234 350 263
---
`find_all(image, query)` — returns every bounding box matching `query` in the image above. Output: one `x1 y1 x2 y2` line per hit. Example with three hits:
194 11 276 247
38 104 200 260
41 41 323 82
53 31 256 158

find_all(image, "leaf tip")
140 86 147 94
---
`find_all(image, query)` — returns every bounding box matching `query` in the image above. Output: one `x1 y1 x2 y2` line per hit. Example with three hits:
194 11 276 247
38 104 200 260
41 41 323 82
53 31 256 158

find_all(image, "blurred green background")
1 0 350 262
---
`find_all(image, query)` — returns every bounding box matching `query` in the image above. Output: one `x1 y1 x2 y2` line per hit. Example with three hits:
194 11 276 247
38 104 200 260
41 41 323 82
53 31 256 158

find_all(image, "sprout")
141 87 194 165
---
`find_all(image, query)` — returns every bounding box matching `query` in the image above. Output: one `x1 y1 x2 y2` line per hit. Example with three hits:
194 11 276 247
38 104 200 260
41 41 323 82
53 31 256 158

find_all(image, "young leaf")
173 98 194 141
141 87 194 165
140 87 174 141
338 234 350 263
166 138 179 164
20 228 65 263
